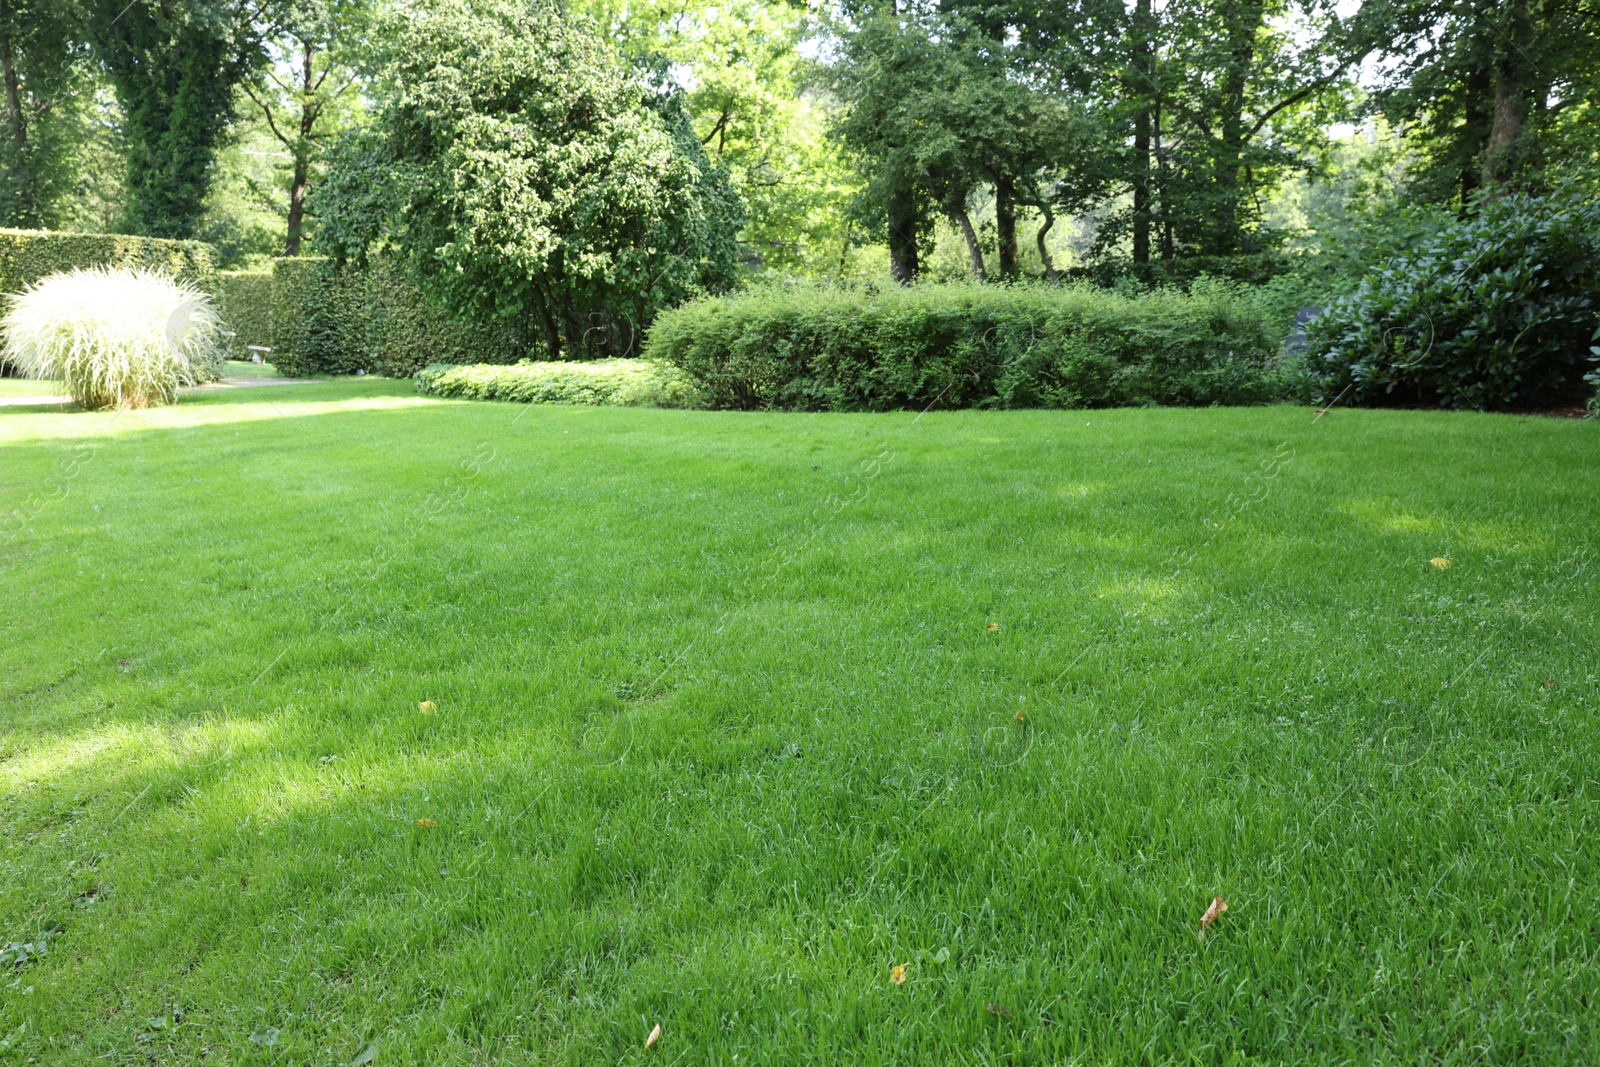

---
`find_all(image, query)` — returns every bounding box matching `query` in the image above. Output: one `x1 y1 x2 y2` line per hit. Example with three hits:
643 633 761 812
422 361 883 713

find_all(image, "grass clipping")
3 267 224 410
415 359 706 409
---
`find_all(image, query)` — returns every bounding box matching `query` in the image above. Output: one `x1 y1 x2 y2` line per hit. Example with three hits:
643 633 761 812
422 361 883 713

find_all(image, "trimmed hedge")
644 281 1291 411
269 257 518 377
415 359 706 408
1309 194 1600 410
0 229 215 295
214 271 274 360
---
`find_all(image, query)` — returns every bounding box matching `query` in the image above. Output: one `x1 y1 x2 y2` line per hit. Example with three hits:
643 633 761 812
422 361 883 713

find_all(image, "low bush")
415 359 706 408
269 258 518 377
1308 194 1600 410
214 270 274 360
2 268 225 409
0 229 216 296
644 280 1289 411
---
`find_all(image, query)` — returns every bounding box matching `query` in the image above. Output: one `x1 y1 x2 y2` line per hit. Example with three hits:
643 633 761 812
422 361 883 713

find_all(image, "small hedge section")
415 359 706 408
270 257 518 377
1309 194 1600 410
0 229 215 295
214 271 274 360
644 281 1290 411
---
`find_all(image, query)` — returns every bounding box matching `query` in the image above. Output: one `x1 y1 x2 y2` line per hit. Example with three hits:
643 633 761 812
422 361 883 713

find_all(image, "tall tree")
88 0 261 238
0 0 92 227
241 0 365 255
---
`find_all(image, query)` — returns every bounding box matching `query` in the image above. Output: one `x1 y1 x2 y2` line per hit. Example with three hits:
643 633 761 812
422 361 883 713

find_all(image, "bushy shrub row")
1308 194 1600 410
415 359 706 408
0 229 216 296
268 257 518 377
643 281 1290 411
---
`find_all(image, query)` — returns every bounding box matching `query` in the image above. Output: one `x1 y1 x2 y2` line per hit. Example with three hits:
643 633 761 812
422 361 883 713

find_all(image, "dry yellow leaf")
986 623 1000 632
891 963 908 985
419 700 437 715
1197 895 1228 939
1430 558 1450 569
1014 709 1027 723
645 1023 661 1049
415 818 437 828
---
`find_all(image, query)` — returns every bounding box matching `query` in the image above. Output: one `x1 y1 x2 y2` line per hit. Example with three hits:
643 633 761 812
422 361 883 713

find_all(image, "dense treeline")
1 0 1597 355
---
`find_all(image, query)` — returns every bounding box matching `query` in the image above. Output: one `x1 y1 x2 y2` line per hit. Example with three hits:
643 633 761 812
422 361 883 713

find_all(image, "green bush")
415 359 706 408
1308 194 1600 410
213 271 274 360
644 281 1289 411
0 229 215 295
269 257 518 377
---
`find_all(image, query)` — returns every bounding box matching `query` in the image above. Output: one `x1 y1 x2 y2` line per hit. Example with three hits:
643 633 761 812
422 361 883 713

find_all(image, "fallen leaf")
415 818 437 828
1430 557 1450 569
1197 895 1228 939
1013 709 1026 722
986 1002 1013 1020
419 700 437 715
645 1023 661 1049
248 1027 281 1047
986 623 1000 632
891 963 908 985
350 1042 378 1066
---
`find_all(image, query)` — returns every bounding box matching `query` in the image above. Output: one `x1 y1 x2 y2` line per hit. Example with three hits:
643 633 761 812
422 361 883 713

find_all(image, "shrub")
269 258 518 377
643 280 1288 411
2 268 225 409
1308 194 1600 410
415 359 706 408
0 229 215 296
214 270 274 360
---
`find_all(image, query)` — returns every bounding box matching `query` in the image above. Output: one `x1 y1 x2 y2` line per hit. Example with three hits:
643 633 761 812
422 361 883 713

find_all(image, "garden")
2 0 1599 1062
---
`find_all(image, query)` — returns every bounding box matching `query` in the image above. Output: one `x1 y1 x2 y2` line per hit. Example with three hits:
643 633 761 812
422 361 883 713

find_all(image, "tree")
87 0 261 238
241 0 365 255
318 0 742 359
0 0 94 227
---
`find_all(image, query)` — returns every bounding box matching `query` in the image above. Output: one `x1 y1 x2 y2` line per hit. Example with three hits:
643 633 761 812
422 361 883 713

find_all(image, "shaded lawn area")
1 380 1597 1064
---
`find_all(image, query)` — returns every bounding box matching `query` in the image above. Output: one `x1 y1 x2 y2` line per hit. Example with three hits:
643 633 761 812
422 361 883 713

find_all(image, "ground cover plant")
415 359 705 408
1 380 1596 1063
2 267 224 410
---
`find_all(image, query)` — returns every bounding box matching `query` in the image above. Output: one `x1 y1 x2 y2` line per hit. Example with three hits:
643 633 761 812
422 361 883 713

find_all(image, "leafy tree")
240 0 365 255
318 0 742 359
87 0 261 238
576 0 858 276
0 0 95 227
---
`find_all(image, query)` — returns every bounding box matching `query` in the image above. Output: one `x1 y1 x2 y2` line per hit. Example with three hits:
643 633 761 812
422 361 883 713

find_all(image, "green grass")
2 381 1597 1065
0 377 66 397
219 360 286 380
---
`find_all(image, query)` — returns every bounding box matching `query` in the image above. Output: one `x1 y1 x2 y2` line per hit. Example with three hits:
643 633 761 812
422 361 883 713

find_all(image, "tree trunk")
283 40 315 256
1460 64 1491 205
0 3 37 226
1210 0 1265 255
1484 74 1526 188
953 207 986 281
886 185 919 284
1130 0 1152 264
995 177 1019 279
1155 100 1174 274
1034 203 1057 282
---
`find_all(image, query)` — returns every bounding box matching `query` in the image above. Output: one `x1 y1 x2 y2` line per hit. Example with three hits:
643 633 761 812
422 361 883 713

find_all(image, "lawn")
1 380 1597 1065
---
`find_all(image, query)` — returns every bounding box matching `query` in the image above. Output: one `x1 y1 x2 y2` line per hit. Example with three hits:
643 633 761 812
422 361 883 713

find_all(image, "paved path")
0 377 317 408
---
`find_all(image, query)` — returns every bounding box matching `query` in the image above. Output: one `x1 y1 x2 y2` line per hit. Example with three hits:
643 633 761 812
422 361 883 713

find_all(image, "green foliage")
212 270 273 358
268 257 517 378
1309 194 1600 410
646 280 1288 410
415 358 707 408
87 0 259 238
0 228 216 297
0 0 98 229
318 0 742 359
1 266 224 408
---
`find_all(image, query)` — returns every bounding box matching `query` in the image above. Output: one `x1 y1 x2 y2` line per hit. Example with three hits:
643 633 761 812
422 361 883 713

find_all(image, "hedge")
269 257 518 377
415 359 706 408
644 281 1292 411
0 229 215 296
214 271 274 360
